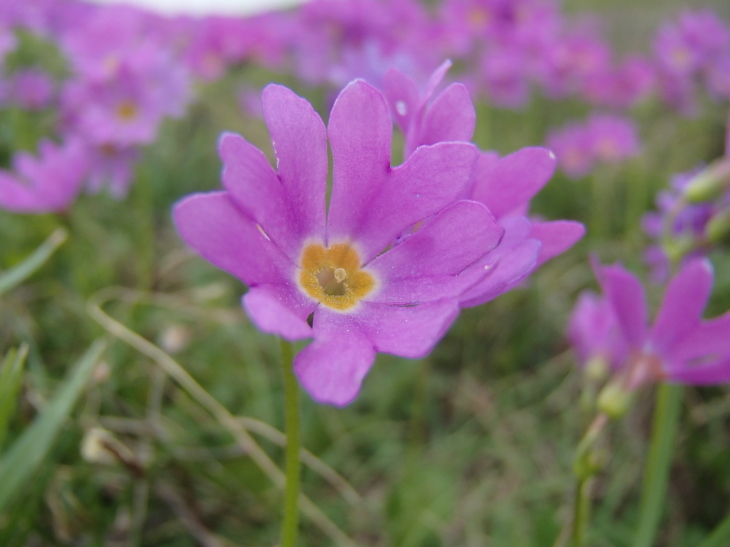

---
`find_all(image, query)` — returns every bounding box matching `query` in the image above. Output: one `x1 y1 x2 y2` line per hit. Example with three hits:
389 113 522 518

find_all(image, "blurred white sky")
85 0 309 16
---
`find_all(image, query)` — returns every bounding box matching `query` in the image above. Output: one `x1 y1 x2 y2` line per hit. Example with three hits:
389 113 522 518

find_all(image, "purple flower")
594 258 730 387
0 139 89 214
585 114 640 163
85 144 140 198
173 82 504 406
567 290 628 371
581 56 655 108
61 68 165 147
547 114 640 178
546 123 594 179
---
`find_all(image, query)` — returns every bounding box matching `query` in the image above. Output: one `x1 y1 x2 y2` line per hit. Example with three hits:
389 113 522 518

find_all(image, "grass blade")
0 228 68 297
0 339 106 514
0 344 29 450
633 384 683 547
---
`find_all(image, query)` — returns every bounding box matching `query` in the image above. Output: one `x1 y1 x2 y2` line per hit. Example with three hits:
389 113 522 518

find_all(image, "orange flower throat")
299 243 376 311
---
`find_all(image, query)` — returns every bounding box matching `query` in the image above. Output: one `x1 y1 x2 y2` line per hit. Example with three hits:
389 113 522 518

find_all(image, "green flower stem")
570 413 608 547
699 513 730 547
280 339 301 547
572 476 591 547
633 383 683 547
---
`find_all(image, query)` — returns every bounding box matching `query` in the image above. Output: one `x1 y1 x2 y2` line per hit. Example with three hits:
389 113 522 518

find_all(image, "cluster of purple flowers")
546 114 641 178
0 0 728 213
0 2 193 211
645 165 730 274
174 63 585 405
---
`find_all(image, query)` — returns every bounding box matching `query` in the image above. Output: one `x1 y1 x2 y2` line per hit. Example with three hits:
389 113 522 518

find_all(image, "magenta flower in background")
586 114 640 164
546 123 594 179
174 82 505 406
85 145 140 198
0 139 88 214
61 68 165 147
547 114 640 178
593 258 730 387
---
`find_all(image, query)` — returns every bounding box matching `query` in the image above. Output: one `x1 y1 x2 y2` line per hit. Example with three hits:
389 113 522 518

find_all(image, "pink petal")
173 192 295 286
382 68 420 137
598 264 648 348
327 80 392 249
419 83 475 148
262 84 327 243
352 141 479 263
651 258 714 354
367 200 502 303
242 285 315 341
673 313 730 362
294 317 375 407
459 239 541 307
530 220 585 266
471 147 556 219
664 358 730 385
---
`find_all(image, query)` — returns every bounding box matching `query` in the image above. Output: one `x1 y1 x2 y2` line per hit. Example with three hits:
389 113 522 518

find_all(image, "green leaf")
0 344 29 450
0 339 106 514
0 227 67 297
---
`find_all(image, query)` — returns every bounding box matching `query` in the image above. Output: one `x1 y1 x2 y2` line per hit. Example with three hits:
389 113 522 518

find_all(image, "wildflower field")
1 0 730 545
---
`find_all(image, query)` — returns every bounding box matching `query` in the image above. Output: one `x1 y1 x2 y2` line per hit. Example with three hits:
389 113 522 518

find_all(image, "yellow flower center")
116 101 138 121
299 243 376 311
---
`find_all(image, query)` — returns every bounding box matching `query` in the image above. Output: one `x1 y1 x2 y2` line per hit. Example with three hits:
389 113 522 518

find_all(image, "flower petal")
242 285 315 341
294 315 375 407
597 264 648 348
458 239 541 307
262 84 327 242
419 83 475 147
530 220 585 266
343 141 479 263
672 313 730 362
664 358 730 385
382 68 420 137
367 200 502 303
173 192 294 286
355 300 460 358
315 300 460 360
327 80 392 246
651 258 713 354
471 147 556 219
218 133 296 255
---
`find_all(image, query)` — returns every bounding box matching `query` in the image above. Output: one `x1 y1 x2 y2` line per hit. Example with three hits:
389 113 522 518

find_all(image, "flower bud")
683 159 730 203
597 381 634 419
706 207 730 244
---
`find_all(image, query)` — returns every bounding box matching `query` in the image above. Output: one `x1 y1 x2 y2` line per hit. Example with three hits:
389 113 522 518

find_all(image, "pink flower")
592 259 730 387
174 82 503 406
0 139 89 214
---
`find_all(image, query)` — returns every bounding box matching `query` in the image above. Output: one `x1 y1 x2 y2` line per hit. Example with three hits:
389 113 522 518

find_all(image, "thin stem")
571 477 590 547
569 413 608 547
633 383 683 547
280 339 301 547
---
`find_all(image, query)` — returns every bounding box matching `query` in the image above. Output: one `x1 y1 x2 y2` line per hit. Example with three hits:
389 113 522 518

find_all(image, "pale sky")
84 0 309 16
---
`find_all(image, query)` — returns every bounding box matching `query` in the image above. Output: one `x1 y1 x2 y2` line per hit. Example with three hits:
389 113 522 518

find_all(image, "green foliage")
0 340 106 514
